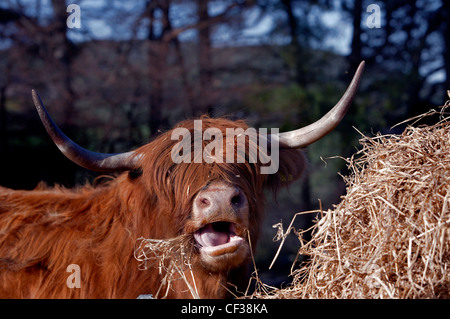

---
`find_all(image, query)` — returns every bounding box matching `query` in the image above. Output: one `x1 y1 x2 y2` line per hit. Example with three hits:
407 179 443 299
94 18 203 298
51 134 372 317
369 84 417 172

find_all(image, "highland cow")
0 62 364 298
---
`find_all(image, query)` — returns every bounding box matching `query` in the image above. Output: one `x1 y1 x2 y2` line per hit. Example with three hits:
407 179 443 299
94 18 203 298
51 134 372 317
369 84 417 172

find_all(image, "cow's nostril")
198 197 210 208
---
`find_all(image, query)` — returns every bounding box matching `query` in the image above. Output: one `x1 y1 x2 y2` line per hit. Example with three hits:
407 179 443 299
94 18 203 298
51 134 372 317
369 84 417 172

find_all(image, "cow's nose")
194 184 247 219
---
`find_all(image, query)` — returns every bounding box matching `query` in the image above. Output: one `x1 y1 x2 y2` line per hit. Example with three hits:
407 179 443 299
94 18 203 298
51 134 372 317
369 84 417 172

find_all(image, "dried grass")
257 102 450 299
134 234 198 298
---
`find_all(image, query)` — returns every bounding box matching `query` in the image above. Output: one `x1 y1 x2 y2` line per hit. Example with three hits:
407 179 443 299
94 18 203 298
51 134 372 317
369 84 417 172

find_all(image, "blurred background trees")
1 0 449 286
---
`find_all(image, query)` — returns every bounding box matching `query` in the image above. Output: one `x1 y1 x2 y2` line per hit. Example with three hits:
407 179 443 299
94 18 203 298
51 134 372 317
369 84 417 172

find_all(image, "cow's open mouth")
193 221 246 257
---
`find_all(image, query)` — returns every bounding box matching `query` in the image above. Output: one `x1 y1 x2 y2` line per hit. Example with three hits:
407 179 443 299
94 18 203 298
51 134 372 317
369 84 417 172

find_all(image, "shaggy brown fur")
0 116 305 298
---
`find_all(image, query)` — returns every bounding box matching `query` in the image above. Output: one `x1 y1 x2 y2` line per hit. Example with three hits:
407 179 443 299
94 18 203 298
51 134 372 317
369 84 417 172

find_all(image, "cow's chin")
193 221 250 272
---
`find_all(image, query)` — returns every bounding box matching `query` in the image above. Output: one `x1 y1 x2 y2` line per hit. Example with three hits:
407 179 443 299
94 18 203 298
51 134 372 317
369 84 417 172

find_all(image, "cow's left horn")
32 90 138 172
276 61 365 149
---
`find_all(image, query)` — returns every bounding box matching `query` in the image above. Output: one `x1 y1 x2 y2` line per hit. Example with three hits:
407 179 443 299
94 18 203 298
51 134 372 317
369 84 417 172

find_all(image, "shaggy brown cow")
0 62 364 298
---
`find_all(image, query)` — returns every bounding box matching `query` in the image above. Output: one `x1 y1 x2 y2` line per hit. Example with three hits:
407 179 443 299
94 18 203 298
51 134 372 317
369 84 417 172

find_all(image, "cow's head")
31 62 364 273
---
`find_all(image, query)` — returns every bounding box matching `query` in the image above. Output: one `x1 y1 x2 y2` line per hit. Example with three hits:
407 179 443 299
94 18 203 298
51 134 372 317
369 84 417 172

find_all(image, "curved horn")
32 90 138 172
277 61 365 149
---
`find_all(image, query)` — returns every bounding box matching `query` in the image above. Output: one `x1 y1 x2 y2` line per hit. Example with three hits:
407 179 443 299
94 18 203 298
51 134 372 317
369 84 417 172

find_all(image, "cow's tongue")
194 222 234 247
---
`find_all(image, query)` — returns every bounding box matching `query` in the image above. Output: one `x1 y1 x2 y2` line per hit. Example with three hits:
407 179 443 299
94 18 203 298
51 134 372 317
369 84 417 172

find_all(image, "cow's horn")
32 90 138 172
276 61 365 149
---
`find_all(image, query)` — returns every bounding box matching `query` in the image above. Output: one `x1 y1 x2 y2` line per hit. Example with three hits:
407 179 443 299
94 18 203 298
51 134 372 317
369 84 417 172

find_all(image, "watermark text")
66 4 81 29
66 264 81 288
170 120 279 174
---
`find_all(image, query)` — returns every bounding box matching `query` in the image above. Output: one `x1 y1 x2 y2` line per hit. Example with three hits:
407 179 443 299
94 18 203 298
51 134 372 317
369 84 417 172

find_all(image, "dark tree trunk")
50 0 77 128
349 0 363 72
442 1 450 93
197 0 214 115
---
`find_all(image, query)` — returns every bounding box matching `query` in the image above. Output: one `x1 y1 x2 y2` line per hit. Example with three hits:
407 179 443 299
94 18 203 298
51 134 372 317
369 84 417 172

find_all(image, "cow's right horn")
32 90 138 172
276 61 365 149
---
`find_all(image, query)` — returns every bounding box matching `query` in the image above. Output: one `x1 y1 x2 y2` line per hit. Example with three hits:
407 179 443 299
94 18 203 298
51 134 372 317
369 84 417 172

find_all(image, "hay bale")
268 108 450 299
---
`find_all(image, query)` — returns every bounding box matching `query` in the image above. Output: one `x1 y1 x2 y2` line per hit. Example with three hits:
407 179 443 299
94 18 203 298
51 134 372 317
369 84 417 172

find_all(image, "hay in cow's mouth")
194 221 246 256
134 234 199 298
134 234 194 270
133 221 249 298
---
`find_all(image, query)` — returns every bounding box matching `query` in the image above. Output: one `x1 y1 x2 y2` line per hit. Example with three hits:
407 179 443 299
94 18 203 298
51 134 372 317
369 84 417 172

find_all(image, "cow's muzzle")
191 182 250 272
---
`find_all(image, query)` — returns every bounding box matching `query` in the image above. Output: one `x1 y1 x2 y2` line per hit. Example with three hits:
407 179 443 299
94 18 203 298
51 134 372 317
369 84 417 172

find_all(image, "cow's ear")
128 167 143 180
266 148 306 193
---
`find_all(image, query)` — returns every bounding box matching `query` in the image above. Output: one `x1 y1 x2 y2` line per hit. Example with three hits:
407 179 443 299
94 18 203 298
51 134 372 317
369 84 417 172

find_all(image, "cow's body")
0 182 146 298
